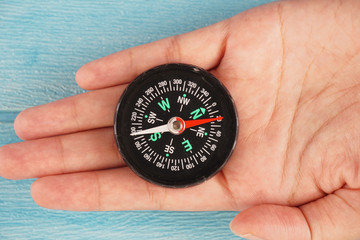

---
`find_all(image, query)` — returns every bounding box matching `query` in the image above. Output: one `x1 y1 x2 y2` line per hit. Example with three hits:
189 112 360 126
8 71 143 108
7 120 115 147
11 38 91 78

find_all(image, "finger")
0 128 124 180
31 168 236 211
75 19 231 90
14 85 126 140
230 204 310 240
230 189 360 240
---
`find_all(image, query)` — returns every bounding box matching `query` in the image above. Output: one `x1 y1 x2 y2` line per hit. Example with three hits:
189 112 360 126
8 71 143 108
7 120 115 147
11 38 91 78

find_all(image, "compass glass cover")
114 64 238 187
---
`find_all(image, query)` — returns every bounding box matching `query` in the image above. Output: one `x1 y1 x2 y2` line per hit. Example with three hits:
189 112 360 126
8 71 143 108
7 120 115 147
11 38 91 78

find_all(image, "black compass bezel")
114 63 238 188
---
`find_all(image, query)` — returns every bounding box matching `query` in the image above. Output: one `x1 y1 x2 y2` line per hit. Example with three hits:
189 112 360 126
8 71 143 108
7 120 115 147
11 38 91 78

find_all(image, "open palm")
1 0 360 239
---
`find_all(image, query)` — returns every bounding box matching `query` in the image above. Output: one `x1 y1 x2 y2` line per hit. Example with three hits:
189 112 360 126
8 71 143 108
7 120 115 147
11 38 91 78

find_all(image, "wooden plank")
0 0 275 239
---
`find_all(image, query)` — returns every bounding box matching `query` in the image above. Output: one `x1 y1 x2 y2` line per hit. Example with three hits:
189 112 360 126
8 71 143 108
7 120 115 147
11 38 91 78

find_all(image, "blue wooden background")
0 1 275 239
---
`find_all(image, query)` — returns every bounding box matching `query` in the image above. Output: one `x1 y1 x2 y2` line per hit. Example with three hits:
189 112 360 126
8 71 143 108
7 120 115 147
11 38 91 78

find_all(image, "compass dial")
114 64 238 188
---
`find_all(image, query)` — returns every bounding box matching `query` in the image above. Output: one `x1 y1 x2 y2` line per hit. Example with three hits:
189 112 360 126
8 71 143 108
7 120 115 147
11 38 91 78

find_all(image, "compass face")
114 64 238 188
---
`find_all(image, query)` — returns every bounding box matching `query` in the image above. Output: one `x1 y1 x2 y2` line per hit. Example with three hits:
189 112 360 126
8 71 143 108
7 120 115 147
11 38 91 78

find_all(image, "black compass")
114 63 238 188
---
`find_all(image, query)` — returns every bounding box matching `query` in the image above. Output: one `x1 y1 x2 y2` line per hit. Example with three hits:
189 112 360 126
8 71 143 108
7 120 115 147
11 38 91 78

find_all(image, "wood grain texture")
0 0 275 239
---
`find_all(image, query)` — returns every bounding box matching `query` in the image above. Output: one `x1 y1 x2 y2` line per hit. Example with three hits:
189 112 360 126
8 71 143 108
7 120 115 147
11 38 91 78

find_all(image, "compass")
114 63 238 188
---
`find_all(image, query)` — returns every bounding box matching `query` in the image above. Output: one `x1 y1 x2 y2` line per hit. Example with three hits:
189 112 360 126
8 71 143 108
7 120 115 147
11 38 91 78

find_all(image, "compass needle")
130 124 169 136
114 64 238 188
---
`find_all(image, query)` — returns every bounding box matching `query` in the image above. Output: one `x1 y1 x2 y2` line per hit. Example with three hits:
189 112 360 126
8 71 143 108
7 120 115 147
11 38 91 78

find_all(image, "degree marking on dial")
182 81 186 92
211 124 221 128
203 148 210 155
181 159 184 170
135 108 144 113
209 110 219 115
133 135 144 141
208 137 218 142
155 86 161 95
132 123 142 126
141 146 150 153
153 154 159 163
203 97 211 104
191 156 199 165
169 80 172 91
143 95 150 103
194 86 200 96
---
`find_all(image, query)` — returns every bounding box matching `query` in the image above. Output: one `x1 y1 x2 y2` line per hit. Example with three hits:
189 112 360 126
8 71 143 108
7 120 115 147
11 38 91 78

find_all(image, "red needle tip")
183 116 223 129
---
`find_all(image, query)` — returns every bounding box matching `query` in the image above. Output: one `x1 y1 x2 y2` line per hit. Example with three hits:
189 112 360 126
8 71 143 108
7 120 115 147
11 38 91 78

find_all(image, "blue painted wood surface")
0 1 275 239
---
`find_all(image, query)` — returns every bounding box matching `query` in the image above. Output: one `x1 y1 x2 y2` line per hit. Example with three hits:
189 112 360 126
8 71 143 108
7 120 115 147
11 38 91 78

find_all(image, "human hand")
1 0 360 239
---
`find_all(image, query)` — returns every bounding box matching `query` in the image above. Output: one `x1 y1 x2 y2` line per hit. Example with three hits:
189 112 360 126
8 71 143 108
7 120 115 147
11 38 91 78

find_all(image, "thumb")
230 189 360 240
230 204 310 240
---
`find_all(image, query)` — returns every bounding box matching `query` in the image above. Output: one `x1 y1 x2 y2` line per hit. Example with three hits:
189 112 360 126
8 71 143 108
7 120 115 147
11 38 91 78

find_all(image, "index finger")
75 19 231 90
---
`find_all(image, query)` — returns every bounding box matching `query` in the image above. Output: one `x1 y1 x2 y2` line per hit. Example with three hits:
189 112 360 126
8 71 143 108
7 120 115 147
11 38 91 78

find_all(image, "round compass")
114 63 238 188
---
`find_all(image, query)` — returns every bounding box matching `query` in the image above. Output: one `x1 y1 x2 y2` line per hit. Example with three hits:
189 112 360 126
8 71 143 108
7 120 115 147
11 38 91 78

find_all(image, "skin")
1 0 360 239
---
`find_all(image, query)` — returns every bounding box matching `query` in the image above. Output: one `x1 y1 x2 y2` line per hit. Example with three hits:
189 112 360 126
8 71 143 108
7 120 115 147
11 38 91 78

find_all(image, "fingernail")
239 234 265 240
